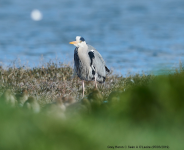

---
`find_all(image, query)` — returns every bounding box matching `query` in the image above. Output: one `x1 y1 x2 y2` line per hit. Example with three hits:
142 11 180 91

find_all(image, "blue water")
0 0 184 75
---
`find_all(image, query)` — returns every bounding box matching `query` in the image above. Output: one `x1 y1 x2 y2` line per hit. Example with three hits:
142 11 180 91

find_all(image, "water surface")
0 0 184 75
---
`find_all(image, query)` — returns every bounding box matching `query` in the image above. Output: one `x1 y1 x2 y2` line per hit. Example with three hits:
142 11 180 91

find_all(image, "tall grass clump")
0 61 184 150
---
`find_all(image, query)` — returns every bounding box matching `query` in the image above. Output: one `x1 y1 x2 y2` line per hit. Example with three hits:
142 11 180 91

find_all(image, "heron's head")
69 36 86 47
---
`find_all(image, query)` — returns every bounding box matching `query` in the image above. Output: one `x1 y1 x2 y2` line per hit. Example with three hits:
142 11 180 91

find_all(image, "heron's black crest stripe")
88 51 95 66
80 37 85 41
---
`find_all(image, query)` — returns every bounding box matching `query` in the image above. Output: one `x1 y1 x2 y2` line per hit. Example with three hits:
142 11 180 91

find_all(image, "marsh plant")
0 61 154 106
0 61 184 150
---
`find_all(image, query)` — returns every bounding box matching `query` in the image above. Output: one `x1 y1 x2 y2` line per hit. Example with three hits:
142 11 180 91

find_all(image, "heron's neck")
78 43 88 55
78 45 90 67
77 41 87 48
81 43 87 48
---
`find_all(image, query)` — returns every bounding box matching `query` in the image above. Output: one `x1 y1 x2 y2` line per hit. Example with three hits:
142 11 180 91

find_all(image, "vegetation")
0 61 184 150
0 61 154 106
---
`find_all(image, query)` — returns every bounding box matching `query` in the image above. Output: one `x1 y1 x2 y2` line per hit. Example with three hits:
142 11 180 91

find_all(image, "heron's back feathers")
74 44 109 83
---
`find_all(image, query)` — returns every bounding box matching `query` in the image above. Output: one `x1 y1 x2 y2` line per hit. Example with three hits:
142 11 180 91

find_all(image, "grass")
0 61 184 150
0 60 154 106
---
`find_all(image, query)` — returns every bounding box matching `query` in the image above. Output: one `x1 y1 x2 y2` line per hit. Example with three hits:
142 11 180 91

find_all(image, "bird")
69 36 110 97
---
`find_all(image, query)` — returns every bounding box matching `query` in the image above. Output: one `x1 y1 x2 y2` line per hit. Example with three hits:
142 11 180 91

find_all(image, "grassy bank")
0 62 184 150
0 61 154 106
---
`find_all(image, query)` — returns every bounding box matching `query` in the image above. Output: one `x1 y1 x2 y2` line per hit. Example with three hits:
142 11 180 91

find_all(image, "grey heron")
69 36 110 97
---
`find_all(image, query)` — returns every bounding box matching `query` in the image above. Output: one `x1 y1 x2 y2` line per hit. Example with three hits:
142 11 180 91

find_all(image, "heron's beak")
69 41 78 44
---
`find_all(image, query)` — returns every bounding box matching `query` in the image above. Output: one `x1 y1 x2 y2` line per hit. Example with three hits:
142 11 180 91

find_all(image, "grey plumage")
74 44 109 83
70 36 110 97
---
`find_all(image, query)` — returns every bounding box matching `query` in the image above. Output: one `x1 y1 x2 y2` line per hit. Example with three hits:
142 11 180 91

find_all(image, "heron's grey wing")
92 49 110 73
87 45 109 82
88 45 105 65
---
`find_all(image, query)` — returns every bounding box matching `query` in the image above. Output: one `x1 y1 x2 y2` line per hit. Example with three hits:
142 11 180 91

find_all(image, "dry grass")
0 61 154 107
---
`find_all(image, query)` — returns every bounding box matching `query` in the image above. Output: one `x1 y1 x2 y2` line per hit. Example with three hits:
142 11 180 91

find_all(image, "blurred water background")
0 0 184 75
